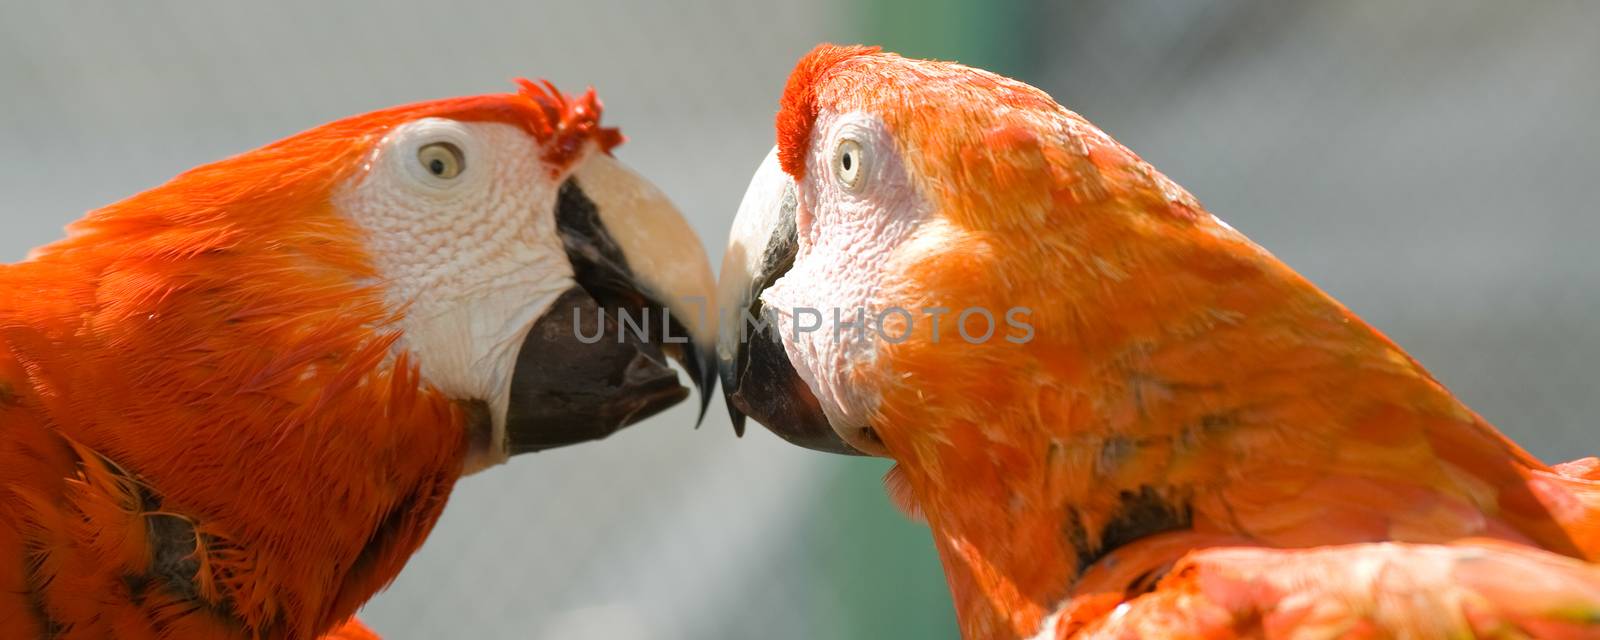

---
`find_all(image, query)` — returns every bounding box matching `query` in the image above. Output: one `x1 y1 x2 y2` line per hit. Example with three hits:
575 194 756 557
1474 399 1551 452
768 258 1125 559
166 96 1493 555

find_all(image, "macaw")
717 44 1600 639
0 80 717 639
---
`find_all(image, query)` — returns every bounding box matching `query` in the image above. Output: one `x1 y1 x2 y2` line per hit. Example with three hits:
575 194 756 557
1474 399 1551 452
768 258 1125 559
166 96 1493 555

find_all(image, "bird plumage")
0 82 628 638
744 44 1600 638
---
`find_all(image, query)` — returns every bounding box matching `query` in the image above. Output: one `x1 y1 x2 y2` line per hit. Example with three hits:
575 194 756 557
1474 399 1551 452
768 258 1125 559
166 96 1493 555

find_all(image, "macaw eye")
417 142 465 179
835 139 863 189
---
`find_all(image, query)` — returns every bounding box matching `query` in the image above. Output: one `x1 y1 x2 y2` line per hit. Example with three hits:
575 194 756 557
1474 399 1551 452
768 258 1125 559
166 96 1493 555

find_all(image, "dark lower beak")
723 311 863 455
500 166 716 455
505 287 689 453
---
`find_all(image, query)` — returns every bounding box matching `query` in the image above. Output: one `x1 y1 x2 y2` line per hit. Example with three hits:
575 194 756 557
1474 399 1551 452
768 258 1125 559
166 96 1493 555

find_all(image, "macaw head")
717 44 1139 458
331 82 718 471
715 41 1289 526
52 80 717 474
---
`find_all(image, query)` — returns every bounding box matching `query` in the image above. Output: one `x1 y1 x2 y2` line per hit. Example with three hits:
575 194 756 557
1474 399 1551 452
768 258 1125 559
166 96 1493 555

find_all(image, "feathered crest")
775 44 881 180
510 78 625 170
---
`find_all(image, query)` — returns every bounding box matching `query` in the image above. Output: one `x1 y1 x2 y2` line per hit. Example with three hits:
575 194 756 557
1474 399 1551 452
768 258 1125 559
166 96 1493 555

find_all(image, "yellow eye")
835 139 863 189
417 142 465 179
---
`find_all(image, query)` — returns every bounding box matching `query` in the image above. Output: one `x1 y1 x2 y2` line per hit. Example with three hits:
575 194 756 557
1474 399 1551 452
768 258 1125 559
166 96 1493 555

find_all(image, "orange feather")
777 45 1600 638
0 81 617 638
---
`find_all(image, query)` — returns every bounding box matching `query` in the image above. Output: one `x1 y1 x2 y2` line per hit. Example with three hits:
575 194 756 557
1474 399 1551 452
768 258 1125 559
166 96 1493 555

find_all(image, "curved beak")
502 152 718 455
715 148 863 455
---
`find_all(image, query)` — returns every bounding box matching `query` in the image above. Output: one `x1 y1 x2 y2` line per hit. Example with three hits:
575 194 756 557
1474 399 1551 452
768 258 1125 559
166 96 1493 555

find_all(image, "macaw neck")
3 225 471 635
871 244 1552 639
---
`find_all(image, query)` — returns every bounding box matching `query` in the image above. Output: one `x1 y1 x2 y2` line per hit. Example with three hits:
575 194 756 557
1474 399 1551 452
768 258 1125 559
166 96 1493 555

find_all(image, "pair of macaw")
2 44 1596 639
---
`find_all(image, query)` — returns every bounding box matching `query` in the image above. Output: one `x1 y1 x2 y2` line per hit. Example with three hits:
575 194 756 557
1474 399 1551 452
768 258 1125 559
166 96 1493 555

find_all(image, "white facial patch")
334 118 577 471
760 111 929 436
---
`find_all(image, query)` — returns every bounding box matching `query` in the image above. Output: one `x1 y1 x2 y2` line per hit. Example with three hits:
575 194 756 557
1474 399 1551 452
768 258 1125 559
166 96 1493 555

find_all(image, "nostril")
860 426 882 444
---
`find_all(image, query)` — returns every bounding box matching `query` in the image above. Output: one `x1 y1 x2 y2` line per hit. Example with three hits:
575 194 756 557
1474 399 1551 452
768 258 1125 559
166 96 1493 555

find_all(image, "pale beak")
502 153 718 454
715 148 863 455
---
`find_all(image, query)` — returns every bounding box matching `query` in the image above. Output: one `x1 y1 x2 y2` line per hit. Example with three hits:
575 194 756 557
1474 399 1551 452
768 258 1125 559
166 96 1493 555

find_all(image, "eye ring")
417 141 465 180
834 138 864 190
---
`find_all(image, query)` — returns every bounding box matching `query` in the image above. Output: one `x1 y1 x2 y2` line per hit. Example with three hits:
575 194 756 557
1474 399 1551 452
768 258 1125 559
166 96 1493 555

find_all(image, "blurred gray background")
2 1 1595 638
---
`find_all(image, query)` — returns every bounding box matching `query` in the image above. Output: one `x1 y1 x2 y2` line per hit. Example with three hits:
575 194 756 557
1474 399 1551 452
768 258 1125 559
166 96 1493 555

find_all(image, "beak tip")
691 342 717 428
725 397 748 437
694 394 711 428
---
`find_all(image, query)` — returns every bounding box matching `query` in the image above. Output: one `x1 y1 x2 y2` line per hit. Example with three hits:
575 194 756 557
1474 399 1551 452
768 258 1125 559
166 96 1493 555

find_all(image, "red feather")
775 43 880 180
0 80 614 638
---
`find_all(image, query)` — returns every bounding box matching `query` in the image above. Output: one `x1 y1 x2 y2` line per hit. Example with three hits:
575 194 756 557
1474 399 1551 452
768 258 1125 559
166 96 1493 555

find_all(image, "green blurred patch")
805 459 957 639
843 0 1034 78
